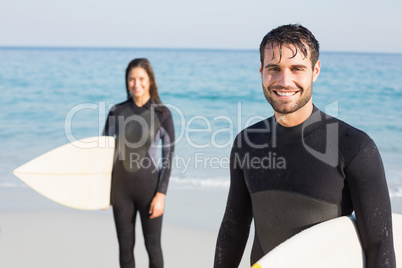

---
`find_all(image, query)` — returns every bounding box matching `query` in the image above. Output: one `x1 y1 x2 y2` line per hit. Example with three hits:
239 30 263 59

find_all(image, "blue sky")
1 0 401 53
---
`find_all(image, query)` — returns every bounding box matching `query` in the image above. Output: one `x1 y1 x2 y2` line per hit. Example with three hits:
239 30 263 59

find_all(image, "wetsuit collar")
129 98 153 113
273 105 326 144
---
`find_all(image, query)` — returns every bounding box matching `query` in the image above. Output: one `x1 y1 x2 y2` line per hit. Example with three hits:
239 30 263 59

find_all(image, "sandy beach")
1 186 401 268
0 186 253 268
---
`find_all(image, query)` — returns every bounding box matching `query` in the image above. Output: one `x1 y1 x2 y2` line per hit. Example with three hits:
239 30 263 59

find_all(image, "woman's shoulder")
109 99 131 112
114 99 131 107
151 103 173 125
152 102 171 115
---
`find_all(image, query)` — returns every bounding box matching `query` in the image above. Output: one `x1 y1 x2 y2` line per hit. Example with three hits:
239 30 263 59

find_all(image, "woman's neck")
133 95 151 107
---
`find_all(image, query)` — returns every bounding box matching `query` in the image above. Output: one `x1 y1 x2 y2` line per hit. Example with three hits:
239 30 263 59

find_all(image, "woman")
103 58 175 268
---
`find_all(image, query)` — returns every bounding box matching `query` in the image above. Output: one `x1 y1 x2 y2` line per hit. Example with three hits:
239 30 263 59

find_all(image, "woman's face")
127 67 151 101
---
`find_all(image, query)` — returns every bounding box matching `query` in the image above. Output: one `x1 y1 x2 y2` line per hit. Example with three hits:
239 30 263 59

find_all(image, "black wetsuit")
214 106 395 268
103 99 174 268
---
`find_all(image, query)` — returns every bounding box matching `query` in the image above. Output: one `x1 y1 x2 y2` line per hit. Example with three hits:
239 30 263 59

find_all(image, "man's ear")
259 62 263 77
313 60 321 82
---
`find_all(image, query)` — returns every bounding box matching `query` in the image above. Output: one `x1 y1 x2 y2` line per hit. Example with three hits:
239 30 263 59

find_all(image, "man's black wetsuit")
103 99 174 268
214 106 395 267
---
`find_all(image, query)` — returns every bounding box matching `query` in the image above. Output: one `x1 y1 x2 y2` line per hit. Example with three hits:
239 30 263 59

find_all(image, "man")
214 24 395 267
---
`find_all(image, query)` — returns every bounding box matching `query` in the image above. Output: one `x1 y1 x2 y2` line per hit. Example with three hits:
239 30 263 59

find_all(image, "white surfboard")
252 213 402 268
13 136 115 210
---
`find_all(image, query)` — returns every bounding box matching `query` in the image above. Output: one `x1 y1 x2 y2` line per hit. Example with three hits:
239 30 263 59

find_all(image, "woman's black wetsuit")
214 106 395 267
103 98 174 268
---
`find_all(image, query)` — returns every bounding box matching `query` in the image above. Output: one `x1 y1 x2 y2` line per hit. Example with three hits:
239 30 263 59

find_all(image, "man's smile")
274 91 299 97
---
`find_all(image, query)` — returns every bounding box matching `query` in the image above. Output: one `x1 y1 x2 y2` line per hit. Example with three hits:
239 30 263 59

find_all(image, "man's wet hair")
259 24 320 68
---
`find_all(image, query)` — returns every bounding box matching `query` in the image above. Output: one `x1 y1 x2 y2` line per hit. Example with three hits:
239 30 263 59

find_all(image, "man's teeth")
276 91 297 96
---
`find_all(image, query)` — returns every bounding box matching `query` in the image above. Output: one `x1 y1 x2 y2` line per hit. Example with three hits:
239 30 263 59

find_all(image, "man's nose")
277 70 292 87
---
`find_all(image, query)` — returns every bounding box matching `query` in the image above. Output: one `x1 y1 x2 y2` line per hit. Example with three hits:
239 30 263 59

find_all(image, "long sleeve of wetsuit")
345 139 396 268
214 139 253 268
156 110 175 194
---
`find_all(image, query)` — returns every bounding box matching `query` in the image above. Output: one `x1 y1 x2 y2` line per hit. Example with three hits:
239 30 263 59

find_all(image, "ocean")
1 47 402 197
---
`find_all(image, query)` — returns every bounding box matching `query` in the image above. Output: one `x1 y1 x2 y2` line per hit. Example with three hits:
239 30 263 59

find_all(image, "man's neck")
275 102 314 128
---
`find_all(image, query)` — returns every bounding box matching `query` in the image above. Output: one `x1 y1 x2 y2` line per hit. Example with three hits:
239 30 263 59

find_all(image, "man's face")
260 43 320 115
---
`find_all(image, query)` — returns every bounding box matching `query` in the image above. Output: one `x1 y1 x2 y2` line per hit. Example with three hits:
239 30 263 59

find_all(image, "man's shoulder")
321 112 375 164
234 116 274 146
323 113 371 142
240 116 273 132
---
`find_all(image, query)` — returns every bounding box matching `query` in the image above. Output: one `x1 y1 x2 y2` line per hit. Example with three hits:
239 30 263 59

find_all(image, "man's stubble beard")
262 83 313 115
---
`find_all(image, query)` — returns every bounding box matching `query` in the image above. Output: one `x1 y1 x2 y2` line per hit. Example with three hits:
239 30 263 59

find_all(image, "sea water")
1 47 402 197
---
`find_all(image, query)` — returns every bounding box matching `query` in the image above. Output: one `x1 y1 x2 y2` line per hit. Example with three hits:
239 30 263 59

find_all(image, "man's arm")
214 141 253 268
345 139 396 268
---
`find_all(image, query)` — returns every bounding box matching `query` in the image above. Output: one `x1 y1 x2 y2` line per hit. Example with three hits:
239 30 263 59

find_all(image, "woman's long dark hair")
125 58 163 108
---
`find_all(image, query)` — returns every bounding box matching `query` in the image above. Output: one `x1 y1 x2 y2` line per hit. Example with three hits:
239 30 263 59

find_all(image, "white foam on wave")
170 176 229 188
0 182 26 188
169 171 402 199
390 189 402 198
386 168 402 198
2 166 401 196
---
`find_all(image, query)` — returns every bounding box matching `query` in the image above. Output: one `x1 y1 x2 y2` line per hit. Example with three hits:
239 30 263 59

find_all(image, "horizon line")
0 45 401 56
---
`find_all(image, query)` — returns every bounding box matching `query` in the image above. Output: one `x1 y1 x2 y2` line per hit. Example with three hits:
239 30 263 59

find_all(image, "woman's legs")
139 208 163 268
112 164 162 268
113 198 137 268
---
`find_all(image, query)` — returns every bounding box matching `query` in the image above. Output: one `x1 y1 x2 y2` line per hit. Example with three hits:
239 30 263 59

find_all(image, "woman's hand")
149 192 165 219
